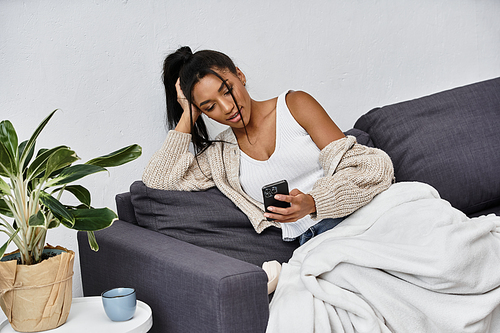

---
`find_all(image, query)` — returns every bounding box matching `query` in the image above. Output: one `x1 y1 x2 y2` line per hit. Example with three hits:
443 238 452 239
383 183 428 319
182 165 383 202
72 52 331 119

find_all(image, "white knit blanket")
267 182 500 333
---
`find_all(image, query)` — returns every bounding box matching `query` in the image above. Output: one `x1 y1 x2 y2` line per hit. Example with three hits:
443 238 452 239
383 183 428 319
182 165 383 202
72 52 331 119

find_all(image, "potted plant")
0 110 142 332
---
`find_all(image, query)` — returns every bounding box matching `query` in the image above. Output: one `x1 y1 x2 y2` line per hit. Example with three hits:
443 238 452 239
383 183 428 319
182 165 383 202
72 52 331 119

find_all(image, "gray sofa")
78 77 500 333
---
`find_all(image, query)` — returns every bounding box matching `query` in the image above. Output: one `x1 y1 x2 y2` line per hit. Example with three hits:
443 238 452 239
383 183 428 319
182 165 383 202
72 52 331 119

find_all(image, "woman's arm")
311 136 394 220
174 78 203 134
142 130 214 191
142 78 214 191
264 91 393 222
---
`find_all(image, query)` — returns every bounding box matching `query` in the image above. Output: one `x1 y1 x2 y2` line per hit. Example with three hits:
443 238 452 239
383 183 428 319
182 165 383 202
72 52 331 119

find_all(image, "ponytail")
162 46 193 130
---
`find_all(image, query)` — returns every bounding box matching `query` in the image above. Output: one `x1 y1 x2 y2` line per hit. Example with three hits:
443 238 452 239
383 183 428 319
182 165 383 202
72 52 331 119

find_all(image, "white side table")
0 296 152 333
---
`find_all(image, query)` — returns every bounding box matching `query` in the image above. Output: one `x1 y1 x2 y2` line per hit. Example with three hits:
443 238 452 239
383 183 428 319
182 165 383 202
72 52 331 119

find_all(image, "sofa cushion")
130 180 299 267
354 77 500 215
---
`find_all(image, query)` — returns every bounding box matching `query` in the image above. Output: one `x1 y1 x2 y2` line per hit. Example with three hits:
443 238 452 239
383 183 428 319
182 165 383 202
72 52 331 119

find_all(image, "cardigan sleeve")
308 135 394 220
142 130 215 191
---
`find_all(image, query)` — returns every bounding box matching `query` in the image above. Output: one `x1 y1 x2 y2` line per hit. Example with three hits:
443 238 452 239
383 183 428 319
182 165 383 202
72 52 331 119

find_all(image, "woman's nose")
220 98 234 114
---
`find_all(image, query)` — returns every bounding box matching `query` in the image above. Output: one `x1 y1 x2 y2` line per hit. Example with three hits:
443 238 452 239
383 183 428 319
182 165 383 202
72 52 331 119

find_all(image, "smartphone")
262 180 290 221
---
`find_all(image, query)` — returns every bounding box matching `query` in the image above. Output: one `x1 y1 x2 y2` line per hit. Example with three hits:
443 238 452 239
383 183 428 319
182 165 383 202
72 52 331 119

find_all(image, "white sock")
262 260 282 294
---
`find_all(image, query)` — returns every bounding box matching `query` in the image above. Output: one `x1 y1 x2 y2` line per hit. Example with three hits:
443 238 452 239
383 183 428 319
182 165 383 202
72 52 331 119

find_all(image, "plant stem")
11 174 32 264
32 227 47 263
7 202 26 263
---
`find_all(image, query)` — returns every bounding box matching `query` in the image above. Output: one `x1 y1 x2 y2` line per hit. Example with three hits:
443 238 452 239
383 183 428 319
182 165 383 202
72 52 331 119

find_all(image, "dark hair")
162 46 240 155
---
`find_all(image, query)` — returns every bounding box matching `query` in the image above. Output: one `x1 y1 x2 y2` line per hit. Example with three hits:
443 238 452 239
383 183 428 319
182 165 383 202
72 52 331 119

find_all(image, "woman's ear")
236 67 246 86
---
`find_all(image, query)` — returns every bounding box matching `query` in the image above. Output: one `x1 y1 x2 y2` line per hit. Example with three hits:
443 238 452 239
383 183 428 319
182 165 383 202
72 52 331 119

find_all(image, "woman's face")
191 68 251 129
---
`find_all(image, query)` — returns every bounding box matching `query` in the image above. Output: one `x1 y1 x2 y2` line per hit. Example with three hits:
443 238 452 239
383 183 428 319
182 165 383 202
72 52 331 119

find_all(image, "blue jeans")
299 217 345 246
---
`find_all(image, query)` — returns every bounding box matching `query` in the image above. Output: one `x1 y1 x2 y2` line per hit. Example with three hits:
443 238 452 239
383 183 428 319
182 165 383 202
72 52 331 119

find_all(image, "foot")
262 260 281 294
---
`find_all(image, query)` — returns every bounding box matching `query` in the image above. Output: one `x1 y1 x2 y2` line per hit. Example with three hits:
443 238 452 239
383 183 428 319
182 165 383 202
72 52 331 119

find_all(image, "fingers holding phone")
262 180 290 221
262 181 316 223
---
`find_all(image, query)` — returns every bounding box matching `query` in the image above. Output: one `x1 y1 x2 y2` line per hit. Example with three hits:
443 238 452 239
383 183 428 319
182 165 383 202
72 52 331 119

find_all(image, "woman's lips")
227 111 241 122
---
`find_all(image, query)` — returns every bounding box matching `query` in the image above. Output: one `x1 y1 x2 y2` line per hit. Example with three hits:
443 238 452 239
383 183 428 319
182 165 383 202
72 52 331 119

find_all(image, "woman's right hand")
175 78 202 133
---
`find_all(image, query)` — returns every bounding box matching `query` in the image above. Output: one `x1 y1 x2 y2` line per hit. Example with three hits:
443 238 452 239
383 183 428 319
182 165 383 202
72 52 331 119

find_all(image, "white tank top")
239 90 324 240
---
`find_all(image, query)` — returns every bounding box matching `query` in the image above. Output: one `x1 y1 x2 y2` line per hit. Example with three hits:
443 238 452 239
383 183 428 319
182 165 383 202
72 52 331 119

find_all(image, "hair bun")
177 46 193 64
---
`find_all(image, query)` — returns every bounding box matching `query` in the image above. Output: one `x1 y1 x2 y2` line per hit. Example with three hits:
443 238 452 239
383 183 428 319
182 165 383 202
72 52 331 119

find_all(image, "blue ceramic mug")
101 287 137 321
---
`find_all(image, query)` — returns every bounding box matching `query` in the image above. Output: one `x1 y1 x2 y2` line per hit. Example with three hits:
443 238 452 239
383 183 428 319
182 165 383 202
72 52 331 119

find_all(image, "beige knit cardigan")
142 128 394 234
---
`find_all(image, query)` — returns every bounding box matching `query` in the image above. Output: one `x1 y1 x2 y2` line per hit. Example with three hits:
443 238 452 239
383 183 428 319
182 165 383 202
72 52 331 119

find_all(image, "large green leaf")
45 164 106 188
54 185 91 207
39 191 75 227
19 110 57 169
0 120 18 163
0 198 13 218
0 141 15 177
18 140 35 171
86 144 142 168
27 146 69 180
44 148 79 180
67 207 116 231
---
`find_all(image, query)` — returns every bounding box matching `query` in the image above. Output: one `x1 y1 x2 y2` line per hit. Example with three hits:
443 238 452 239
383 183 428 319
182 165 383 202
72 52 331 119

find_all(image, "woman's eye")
224 87 233 96
206 104 215 112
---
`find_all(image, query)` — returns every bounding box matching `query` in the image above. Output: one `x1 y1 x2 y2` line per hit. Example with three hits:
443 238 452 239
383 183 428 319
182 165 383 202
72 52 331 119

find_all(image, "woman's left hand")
264 189 316 223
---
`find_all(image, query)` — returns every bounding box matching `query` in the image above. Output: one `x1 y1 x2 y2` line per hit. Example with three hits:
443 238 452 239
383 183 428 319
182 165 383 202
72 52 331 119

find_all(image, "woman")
142 46 394 245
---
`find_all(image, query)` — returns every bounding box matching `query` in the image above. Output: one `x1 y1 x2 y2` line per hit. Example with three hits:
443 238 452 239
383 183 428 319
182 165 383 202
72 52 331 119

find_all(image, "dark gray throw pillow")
354 77 500 215
130 181 299 267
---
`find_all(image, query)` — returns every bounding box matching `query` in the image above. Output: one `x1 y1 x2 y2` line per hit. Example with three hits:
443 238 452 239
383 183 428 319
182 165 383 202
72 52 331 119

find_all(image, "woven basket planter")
0 245 74 332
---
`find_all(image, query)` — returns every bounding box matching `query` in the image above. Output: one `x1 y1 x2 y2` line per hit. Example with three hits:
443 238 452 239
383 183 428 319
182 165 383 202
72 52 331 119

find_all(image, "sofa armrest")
78 221 269 333
115 191 137 224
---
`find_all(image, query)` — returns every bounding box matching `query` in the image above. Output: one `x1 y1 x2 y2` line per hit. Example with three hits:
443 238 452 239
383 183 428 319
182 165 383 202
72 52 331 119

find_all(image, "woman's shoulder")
283 90 326 128
284 90 345 150
284 90 315 105
284 90 329 122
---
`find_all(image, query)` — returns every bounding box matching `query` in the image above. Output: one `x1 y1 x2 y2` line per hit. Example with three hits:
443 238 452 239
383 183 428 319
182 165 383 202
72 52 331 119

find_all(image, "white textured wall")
1 0 499 299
